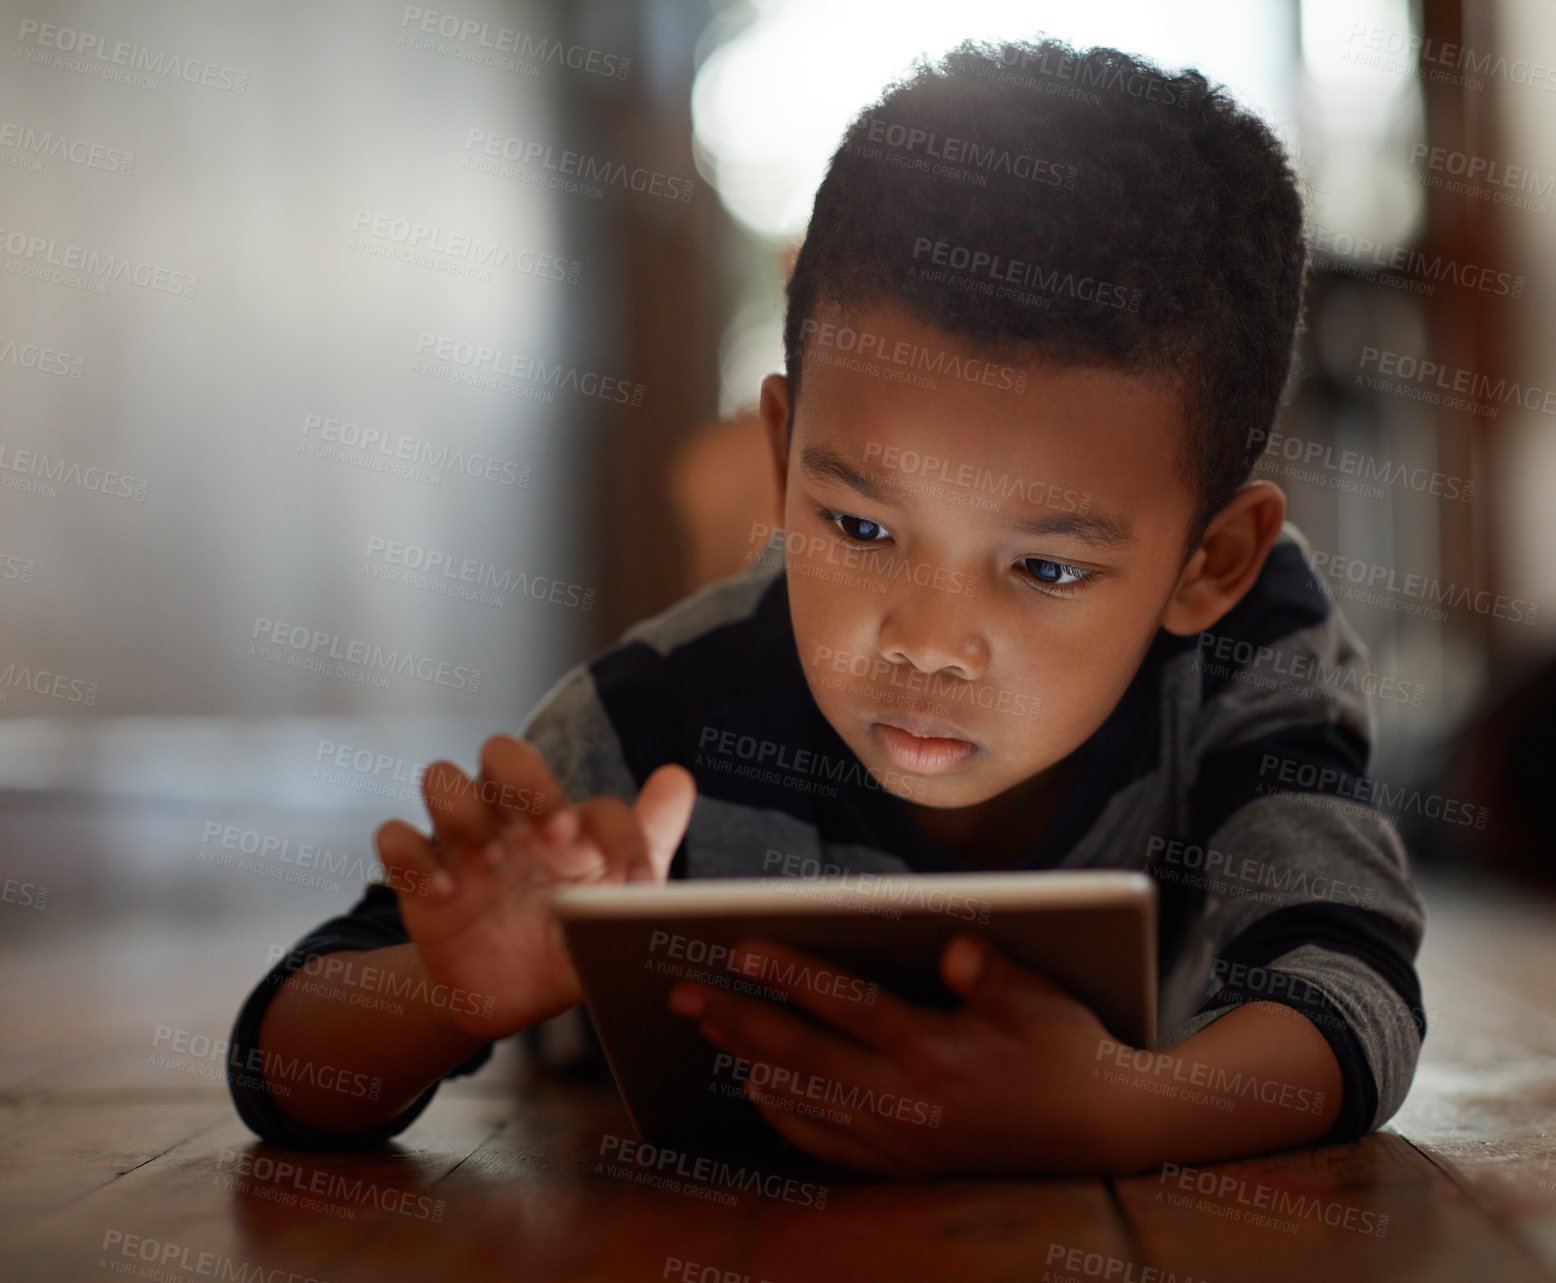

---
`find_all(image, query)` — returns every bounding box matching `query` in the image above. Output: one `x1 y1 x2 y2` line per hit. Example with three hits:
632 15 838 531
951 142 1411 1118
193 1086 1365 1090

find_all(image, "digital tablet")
553 871 1157 1150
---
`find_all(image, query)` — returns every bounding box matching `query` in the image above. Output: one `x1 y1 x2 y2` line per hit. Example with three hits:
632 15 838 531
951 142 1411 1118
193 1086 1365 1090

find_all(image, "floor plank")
1114 1131 1551 1283
741 1179 1134 1283
1387 872 1556 1275
334 1084 766 1283
0 1100 233 1235
0 1096 513 1283
3 819 1555 1282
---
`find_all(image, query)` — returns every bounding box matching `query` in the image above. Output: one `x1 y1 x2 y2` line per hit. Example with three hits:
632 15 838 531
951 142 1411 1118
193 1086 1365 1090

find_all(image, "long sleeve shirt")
228 523 1426 1148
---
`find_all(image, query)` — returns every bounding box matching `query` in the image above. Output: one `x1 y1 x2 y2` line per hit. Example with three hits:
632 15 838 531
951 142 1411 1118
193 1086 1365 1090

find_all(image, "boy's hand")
375 735 695 1041
667 936 1128 1177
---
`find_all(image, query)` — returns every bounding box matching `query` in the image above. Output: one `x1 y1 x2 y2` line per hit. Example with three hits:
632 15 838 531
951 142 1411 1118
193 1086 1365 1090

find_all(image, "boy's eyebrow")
1007 510 1137 548
800 446 890 502
802 444 1135 548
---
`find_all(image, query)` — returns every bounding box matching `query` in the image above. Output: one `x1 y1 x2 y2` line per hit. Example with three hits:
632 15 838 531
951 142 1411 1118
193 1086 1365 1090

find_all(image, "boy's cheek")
790 579 878 673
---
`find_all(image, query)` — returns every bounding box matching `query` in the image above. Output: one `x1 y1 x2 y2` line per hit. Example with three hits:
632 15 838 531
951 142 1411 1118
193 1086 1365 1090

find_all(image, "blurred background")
2 0 1553 940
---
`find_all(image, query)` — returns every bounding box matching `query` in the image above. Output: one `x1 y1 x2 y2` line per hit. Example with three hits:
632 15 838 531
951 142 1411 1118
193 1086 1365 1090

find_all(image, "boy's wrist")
1079 1060 1162 1175
406 940 579 1044
364 942 510 1049
1080 1003 1346 1172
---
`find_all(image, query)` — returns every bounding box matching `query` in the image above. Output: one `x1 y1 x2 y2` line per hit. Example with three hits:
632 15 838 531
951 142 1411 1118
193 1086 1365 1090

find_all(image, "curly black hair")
782 38 1308 551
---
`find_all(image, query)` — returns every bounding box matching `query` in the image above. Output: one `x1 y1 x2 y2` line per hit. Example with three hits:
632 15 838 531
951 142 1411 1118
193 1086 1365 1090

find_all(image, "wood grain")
2 835 1553 1282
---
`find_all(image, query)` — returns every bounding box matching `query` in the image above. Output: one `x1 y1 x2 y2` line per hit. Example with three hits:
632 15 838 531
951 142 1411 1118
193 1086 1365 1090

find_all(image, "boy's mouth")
868 714 979 774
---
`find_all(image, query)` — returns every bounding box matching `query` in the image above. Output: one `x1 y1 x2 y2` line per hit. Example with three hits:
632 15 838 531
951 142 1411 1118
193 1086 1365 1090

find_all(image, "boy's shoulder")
615 545 787 665
1184 520 1375 758
520 545 806 797
531 544 788 709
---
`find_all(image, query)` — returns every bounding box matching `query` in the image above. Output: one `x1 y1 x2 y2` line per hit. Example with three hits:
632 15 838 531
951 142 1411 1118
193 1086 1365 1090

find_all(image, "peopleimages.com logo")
14 19 250 93
249 617 482 691
0 120 133 174
399 7 630 79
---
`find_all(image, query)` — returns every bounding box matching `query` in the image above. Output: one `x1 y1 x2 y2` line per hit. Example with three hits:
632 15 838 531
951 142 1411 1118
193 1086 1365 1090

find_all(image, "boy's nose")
875 586 989 681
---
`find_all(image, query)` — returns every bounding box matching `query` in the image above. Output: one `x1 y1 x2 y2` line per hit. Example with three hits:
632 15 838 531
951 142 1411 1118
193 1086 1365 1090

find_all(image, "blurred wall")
0 0 712 733
1494 0 1556 648
4 0 1554 862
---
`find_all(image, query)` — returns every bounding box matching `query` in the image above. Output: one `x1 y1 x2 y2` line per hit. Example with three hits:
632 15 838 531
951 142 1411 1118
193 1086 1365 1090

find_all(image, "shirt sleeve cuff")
226 938 494 1150
1191 981 1376 1144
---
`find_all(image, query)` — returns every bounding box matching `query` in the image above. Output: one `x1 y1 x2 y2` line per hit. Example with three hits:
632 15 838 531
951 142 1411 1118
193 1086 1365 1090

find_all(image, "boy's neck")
903 749 1084 869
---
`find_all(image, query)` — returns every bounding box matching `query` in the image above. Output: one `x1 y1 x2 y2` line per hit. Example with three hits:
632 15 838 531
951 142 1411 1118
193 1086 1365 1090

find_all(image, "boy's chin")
870 769 999 811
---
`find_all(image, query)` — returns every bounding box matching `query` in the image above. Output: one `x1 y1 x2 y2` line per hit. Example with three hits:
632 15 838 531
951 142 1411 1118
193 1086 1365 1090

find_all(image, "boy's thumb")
633 764 697 879
942 934 1064 1031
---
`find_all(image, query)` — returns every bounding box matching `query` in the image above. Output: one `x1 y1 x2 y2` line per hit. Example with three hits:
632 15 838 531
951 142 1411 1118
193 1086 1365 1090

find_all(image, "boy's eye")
1021 558 1092 589
840 515 887 542
819 507 890 543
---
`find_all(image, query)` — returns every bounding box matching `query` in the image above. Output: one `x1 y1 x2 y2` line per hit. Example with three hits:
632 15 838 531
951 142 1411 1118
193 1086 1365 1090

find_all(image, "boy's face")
765 299 1206 818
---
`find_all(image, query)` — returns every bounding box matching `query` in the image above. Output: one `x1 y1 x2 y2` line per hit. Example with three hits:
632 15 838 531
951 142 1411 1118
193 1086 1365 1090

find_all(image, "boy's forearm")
252 945 493 1135
1099 1001 1344 1173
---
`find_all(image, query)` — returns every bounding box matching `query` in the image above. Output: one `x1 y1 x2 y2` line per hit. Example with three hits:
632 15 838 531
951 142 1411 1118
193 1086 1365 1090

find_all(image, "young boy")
229 39 1426 1177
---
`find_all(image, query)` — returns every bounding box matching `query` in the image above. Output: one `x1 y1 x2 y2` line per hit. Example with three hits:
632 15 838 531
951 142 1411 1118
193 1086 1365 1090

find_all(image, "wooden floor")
2 799 1554 1282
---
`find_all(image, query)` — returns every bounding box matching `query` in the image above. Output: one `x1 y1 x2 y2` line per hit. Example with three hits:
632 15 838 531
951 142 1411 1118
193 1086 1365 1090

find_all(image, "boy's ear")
758 372 792 519
1159 481 1287 636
